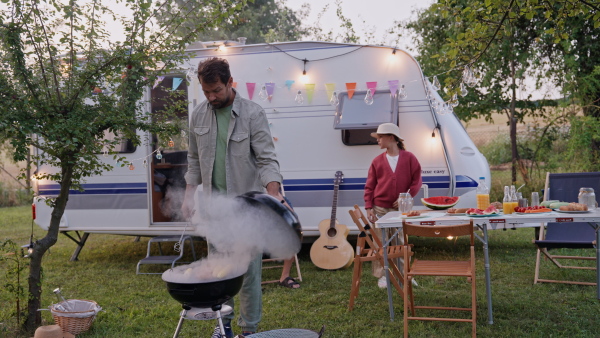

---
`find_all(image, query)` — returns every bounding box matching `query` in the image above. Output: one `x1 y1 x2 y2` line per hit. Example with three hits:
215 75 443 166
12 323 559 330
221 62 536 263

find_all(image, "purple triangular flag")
265 82 275 102
388 80 399 94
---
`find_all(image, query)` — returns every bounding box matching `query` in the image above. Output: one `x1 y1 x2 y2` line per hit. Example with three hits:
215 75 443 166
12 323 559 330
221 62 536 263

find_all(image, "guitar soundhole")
327 227 338 237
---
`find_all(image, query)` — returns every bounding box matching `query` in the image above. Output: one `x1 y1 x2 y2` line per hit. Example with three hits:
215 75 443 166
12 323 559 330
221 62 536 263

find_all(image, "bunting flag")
246 82 256 100
346 83 357 99
153 76 165 89
305 84 316 104
285 80 295 90
232 82 238 88
265 82 276 102
92 87 102 95
325 83 336 102
366 81 377 95
388 80 399 94
172 77 183 91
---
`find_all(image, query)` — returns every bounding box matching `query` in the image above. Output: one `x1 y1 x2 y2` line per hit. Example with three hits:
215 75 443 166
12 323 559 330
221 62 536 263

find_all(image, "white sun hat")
370 123 404 141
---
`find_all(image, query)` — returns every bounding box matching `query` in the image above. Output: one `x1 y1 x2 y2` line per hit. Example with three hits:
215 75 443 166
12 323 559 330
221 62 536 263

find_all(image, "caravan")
33 41 490 252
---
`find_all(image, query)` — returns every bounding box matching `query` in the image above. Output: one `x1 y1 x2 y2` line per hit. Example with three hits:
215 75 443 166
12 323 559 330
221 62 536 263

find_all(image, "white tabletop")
376 209 600 230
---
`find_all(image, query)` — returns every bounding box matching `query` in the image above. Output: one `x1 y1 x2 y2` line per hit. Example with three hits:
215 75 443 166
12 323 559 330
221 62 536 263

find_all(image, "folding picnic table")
375 210 600 324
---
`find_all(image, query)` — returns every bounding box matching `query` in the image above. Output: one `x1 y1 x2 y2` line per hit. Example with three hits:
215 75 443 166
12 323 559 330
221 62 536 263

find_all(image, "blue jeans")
222 252 262 332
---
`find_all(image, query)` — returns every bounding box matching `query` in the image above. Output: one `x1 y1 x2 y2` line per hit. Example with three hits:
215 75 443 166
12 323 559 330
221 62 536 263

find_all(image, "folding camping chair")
402 220 477 338
534 172 600 286
347 205 406 311
534 222 597 285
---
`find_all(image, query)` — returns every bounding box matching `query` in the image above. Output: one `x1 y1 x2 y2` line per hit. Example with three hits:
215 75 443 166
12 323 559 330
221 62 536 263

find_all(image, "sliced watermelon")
483 205 498 215
466 208 484 215
421 196 460 210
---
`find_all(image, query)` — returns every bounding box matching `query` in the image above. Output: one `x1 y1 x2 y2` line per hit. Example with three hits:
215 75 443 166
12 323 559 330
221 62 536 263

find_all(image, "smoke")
192 194 301 259
162 193 301 284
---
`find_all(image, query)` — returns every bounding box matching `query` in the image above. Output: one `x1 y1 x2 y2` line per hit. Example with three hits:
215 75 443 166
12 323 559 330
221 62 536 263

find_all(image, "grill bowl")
163 272 244 308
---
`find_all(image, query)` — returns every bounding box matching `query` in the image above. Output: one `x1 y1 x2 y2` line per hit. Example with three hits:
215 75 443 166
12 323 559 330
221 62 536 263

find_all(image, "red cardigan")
364 150 422 209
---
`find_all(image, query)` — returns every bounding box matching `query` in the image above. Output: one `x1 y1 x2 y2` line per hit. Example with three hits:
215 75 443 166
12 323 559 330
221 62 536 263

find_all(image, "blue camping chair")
534 172 599 286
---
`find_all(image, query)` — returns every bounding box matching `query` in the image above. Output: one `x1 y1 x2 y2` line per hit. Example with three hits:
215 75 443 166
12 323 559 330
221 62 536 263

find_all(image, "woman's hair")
197 57 231 85
394 136 406 150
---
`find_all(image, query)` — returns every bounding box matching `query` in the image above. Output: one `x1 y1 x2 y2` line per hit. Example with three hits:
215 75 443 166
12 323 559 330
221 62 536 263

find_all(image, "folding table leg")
382 228 395 321
482 225 494 324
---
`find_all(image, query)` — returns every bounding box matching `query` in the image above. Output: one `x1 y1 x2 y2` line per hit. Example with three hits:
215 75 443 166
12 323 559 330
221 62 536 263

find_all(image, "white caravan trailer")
33 41 490 255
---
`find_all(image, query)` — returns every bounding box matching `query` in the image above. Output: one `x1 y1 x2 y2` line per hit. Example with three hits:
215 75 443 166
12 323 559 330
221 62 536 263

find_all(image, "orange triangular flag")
232 82 238 88
346 83 356 99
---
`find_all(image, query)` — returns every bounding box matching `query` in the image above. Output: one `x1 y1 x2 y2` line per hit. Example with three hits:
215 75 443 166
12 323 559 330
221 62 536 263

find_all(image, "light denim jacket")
184 88 282 198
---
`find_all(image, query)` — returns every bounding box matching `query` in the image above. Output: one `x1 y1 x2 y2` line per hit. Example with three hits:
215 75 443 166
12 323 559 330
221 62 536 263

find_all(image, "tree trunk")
22 164 73 334
510 60 518 184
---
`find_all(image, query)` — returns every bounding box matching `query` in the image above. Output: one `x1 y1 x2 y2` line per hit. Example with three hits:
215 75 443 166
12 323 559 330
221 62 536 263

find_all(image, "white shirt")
386 154 399 173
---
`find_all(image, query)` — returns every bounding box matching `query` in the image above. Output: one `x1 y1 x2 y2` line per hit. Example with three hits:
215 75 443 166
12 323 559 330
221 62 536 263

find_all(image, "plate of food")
553 209 590 214
468 213 501 218
403 210 429 219
446 208 469 216
465 206 501 217
404 215 430 219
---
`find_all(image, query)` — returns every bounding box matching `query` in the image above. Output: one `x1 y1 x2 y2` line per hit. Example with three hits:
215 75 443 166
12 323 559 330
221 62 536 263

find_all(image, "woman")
364 123 422 287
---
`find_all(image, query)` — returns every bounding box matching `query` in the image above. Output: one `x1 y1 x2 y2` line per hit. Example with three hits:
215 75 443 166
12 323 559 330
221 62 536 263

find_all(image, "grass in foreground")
1 205 599 337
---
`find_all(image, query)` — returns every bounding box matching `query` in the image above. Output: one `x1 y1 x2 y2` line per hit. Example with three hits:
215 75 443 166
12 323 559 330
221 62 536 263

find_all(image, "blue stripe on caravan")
455 175 478 188
284 184 366 192
39 183 147 190
283 177 366 185
283 176 457 191
38 182 147 196
41 189 148 195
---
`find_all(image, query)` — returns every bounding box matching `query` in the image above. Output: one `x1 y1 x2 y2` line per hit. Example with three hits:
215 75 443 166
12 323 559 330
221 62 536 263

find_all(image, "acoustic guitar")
310 171 354 270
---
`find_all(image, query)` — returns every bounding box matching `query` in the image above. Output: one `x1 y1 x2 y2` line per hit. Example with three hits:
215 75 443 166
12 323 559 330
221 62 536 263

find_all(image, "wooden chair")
347 205 405 311
261 254 302 285
402 220 477 338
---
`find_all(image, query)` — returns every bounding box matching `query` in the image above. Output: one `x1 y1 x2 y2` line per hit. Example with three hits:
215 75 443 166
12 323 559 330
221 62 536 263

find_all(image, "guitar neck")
329 175 341 228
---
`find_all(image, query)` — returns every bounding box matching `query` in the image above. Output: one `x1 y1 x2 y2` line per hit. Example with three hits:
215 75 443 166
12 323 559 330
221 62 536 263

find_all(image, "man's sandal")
278 276 300 289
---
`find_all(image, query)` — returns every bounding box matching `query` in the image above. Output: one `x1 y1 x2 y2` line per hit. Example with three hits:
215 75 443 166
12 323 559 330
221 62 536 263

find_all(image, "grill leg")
173 306 190 338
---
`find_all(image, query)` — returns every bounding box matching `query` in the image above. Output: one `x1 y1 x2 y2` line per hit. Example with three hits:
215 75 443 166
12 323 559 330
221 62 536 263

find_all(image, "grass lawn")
1 205 599 337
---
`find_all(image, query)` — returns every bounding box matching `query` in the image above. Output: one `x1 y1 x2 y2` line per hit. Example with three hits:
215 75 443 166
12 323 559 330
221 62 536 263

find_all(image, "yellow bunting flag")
305 84 316 104
325 83 336 102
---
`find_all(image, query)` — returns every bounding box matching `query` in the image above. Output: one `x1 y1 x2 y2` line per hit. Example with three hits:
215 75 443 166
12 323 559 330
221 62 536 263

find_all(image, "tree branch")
472 0 516 65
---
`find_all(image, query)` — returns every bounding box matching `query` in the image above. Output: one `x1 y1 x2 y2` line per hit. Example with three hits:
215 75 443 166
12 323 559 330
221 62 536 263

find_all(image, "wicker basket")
50 299 100 335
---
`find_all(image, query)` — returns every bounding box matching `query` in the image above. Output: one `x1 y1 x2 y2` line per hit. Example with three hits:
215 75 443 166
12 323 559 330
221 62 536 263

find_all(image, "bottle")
502 186 512 214
578 187 596 211
510 185 519 213
476 177 490 210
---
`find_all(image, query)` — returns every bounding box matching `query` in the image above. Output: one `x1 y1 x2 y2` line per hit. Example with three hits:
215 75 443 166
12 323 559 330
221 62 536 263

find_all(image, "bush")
0 182 32 207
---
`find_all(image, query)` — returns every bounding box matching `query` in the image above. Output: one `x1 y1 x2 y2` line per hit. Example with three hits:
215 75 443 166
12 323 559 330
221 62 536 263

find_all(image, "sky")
285 0 434 48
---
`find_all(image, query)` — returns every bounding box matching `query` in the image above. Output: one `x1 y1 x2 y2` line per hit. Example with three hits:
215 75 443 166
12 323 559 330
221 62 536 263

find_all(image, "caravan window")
333 90 397 130
151 74 189 154
341 129 378 146
100 130 136 153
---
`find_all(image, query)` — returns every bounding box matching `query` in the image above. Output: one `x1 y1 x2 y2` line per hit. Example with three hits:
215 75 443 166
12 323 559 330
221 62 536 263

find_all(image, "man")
182 57 284 337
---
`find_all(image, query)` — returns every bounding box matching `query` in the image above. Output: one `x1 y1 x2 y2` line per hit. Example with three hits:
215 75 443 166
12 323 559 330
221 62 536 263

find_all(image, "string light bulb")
300 59 309 84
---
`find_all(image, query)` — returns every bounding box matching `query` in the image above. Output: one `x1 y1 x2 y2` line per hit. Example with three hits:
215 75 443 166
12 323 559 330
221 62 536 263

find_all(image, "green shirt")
212 105 232 193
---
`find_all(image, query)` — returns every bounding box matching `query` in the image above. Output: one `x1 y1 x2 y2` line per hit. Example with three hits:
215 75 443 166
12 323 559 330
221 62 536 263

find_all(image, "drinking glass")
398 193 413 214
531 192 540 207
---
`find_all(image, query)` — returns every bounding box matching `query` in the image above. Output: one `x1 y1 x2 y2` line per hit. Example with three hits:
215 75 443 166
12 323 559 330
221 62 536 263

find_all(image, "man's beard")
211 91 231 109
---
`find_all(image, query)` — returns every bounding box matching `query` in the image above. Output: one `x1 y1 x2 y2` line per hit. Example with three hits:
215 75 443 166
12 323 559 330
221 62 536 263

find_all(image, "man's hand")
181 185 198 220
266 181 291 209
